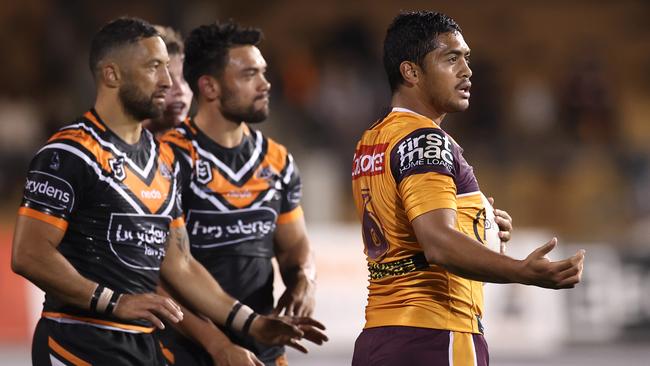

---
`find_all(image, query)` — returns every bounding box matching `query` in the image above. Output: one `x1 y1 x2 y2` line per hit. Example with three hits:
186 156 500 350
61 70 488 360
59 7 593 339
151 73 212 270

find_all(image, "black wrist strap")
89 285 104 312
242 312 259 335
225 301 243 330
105 292 121 315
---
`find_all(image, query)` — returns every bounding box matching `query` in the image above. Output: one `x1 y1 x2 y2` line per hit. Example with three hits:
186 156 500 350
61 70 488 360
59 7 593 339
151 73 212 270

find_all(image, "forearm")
161 257 235 326
425 226 524 283
157 284 233 357
12 217 96 309
15 246 96 308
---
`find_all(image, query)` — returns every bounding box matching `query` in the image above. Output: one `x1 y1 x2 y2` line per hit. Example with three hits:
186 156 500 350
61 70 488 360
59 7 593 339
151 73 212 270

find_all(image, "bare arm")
273 215 316 316
160 226 328 352
12 216 183 328
12 215 96 308
412 208 584 289
157 284 263 366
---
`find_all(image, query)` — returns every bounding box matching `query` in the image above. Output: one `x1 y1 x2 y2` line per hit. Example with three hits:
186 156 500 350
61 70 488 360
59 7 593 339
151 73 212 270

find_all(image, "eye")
465 56 471 65
449 55 458 63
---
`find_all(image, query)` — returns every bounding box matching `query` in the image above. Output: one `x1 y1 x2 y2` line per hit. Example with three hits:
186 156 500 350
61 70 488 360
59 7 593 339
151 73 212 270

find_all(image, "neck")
391 90 445 125
94 94 143 144
193 102 245 148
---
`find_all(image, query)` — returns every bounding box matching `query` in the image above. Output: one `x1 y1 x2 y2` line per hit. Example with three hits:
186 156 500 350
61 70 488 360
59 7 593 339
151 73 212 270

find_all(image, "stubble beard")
119 81 164 121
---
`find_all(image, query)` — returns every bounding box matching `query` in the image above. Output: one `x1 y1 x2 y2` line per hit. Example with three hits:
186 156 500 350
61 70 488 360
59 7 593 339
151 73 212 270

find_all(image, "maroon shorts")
352 326 488 366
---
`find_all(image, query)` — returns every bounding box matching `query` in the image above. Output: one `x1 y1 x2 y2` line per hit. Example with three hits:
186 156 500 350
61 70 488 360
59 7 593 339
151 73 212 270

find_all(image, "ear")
198 75 220 101
399 61 420 86
102 62 121 88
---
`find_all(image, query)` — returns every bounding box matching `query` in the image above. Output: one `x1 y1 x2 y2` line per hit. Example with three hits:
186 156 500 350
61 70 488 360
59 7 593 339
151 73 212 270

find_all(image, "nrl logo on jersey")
395 129 454 174
109 157 126 181
196 159 212 184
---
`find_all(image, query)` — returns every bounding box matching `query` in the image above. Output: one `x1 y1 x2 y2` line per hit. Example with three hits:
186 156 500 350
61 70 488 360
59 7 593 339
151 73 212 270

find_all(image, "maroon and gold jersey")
352 108 497 334
160 118 302 361
18 109 184 333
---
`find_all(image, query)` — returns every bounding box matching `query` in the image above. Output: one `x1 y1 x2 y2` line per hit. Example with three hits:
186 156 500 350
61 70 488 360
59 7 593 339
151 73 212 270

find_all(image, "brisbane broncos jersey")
160 118 302 360
351 107 499 334
18 109 183 333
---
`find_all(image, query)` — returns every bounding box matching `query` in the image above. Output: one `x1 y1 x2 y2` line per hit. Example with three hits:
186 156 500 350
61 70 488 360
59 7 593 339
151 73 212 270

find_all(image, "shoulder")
160 122 195 155
250 127 291 170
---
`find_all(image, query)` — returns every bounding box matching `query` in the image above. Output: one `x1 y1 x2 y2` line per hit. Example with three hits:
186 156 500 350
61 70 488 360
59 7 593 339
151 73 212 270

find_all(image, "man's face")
161 54 193 127
218 45 271 124
118 36 172 121
418 31 472 114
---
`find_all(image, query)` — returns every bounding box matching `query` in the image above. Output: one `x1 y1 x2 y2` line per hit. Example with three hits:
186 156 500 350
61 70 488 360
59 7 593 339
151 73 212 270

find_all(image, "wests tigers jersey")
160 118 302 361
18 109 184 333
351 107 499 334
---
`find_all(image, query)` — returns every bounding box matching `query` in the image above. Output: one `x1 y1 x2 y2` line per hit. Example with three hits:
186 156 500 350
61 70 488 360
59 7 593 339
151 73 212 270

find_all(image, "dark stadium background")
1 0 649 364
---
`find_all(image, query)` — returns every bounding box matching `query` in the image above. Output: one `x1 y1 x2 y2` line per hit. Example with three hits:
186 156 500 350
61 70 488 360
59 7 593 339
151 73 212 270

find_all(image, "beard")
118 81 164 121
219 88 269 124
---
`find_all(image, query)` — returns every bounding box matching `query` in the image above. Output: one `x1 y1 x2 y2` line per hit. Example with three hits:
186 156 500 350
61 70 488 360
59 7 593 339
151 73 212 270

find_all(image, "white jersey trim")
60 123 157 178
192 130 263 182
44 315 146 334
38 144 146 214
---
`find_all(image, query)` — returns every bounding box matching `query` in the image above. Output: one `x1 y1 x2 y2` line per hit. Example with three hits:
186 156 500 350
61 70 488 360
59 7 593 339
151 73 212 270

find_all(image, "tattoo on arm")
171 227 191 261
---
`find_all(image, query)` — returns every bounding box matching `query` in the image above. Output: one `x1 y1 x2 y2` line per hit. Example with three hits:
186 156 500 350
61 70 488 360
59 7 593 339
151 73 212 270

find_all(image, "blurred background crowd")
1 0 650 364
1 0 649 243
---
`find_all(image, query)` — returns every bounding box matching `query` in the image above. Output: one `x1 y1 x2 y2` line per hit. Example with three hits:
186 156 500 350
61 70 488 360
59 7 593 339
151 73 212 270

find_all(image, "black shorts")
32 317 166 365
157 327 288 366
352 326 489 366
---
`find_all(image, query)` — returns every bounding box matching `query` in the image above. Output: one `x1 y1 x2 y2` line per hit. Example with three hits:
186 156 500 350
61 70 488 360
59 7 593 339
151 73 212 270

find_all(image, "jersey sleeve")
389 127 458 221
18 144 90 231
277 153 303 224
160 130 195 196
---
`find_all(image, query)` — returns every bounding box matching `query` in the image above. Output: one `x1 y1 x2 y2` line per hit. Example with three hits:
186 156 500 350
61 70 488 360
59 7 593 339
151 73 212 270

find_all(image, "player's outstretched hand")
521 238 585 289
250 315 328 353
112 293 184 329
282 316 328 348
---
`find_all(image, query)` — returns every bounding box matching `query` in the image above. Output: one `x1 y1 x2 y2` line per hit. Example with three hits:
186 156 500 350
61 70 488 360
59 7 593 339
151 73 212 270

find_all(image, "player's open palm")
522 238 585 289
112 293 184 330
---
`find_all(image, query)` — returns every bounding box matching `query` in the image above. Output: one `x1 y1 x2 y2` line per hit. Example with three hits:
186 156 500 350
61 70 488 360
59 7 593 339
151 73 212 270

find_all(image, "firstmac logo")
396 129 453 174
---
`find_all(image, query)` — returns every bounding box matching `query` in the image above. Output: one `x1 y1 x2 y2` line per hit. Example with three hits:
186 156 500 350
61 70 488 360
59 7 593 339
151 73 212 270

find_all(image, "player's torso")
21 110 183 326
164 120 294 301
352 109 496 333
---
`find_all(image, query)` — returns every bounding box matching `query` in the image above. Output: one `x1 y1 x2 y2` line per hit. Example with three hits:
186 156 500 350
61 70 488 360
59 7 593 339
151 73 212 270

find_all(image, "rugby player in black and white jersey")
158 21 319 366
11 17 326 366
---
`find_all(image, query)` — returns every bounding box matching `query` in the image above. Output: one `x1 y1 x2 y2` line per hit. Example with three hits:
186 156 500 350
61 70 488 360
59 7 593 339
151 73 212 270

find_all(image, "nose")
461 59 472 79
159 66 172 89
259 74 271 92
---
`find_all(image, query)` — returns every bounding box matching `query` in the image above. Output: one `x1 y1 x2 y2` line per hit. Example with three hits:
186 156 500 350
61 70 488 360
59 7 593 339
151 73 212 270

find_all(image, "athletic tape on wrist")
105 291 121 315
242 312 259 335
226 301 258 333
96 287 114 313
89 285 104 312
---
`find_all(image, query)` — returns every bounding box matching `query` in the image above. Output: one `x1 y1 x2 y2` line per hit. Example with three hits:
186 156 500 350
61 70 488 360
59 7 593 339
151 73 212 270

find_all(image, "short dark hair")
89 17 159 76
154 25 184 55
184 20 263 95
383 11 461 92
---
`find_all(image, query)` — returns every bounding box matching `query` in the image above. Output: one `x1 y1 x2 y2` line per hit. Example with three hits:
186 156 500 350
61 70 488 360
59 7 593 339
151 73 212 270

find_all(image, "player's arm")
411 208 584 289
157 284 263 366
159 225 327 352
11 215 184 327
273 213 316 317
12 216 97 308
